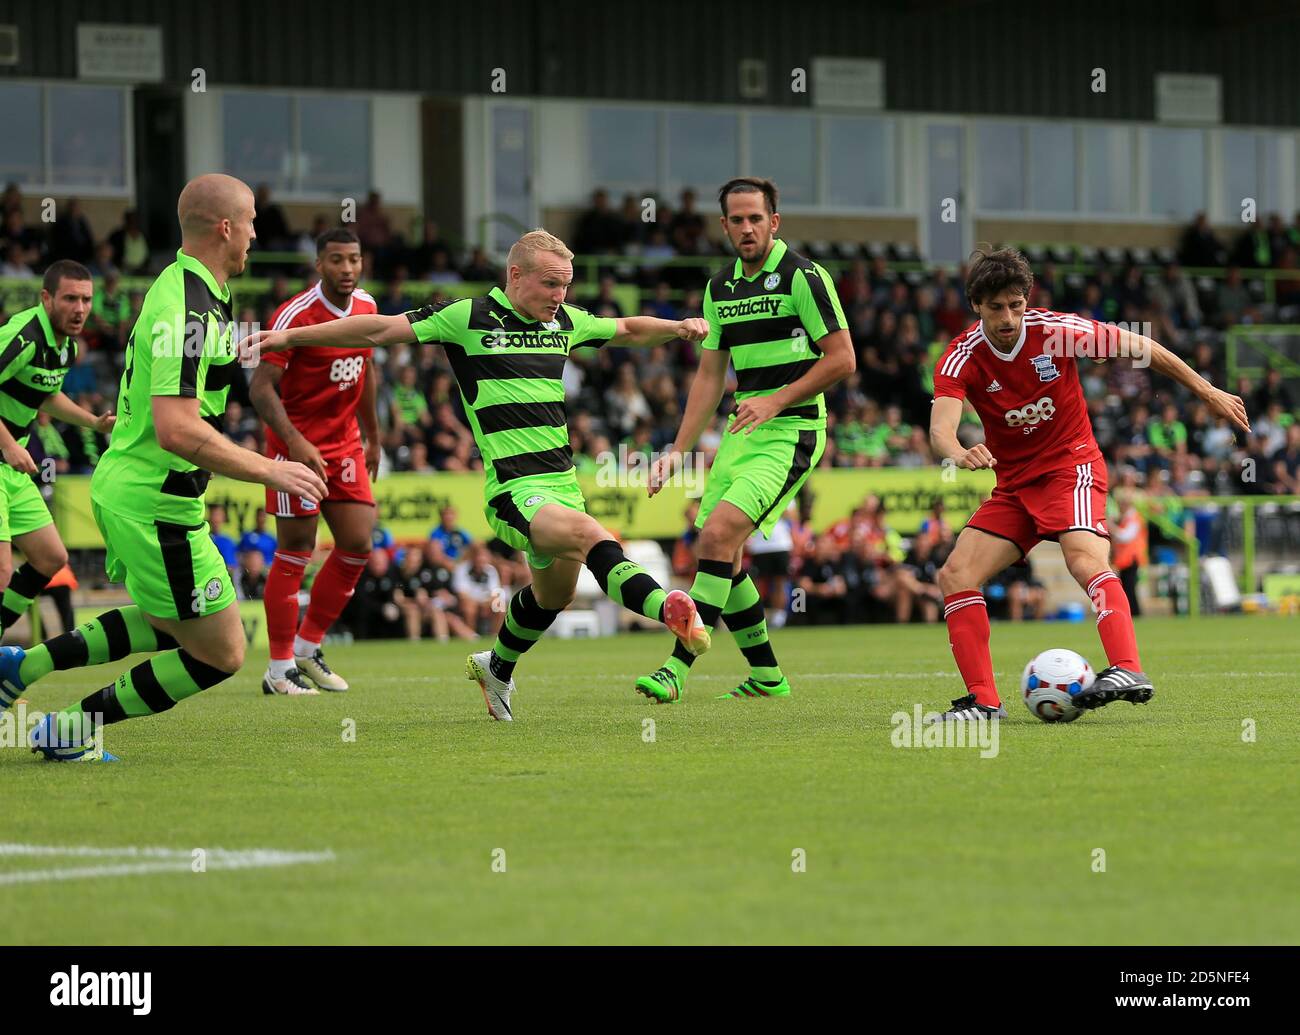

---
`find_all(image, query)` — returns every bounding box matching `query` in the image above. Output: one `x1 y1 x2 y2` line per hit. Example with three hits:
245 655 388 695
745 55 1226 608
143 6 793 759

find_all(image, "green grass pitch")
2 615 1295 945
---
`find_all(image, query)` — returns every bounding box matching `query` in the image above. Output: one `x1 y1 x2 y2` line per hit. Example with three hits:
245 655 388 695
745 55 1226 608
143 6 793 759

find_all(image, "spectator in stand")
671 500 700 579
342 548 404 639
1213 266 1252 329
410 219 452 277
238 548 269 601
252 184 292 250
1 207 42 266
1148 403 1188 465
428 401 474 470
87 240 118 279
453 542 504 637
460 247 498 282
1273 423 1300 494
427 251 462 285
604 361 651 438
430 506 472 562
0 242 35 278
389 364 431 449
208 505 239 577
1252 366 1294 414
108 208 149 274
573 189 625 255
797 535 850 625
356 191 393 253
1111 489 1148 617
296 214 331 260
1178 212 1223 268
747 508 794 627
1149 263 1201 330
87 271 129 348
50 199 95 265
377 269 414 316
669 189 706 255
238 507 277 566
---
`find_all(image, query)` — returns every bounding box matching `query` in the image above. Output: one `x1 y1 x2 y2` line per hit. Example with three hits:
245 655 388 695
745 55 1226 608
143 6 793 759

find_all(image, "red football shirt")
933 308 1103 489
262 283 378 460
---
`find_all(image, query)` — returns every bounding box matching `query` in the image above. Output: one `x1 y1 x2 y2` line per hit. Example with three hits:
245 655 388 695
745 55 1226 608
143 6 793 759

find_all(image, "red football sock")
265 550 311 661
298 549 369 644
1086 571 1141 671
943 591 999 706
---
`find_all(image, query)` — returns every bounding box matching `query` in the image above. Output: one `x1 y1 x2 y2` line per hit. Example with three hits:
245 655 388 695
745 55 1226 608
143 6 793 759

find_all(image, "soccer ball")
1021 649 1093 723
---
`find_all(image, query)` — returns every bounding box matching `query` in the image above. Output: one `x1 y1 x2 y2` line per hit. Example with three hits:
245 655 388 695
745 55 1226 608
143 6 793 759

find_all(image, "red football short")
266 443 374 518
964 460 1109 558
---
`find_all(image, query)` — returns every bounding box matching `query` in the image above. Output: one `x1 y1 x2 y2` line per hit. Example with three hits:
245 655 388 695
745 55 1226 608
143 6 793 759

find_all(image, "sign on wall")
76 23 163 82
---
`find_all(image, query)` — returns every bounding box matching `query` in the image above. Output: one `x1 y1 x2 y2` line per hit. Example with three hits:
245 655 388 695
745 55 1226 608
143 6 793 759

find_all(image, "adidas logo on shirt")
986 380 1002 392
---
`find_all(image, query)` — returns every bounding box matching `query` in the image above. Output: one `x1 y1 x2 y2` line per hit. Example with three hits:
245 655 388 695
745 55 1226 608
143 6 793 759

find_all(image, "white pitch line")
0 844 334 886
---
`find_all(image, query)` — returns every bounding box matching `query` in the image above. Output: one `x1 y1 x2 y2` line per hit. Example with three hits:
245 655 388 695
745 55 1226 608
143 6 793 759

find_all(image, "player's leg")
27 511 241 761
261 509 320 696
525 502 708 651
294 500 374 691
930 523 1027 720
466 557 576 722
1058 529 1153 709
0 474 69 637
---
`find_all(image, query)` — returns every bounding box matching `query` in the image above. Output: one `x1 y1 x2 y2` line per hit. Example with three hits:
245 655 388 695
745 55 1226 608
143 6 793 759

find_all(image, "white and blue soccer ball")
1021 649 1093 723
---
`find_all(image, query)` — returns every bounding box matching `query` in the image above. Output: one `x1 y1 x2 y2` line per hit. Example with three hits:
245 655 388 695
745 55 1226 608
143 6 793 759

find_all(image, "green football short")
93 502 236 620
0 463 54 543
485 475 588 571
697 419 827 537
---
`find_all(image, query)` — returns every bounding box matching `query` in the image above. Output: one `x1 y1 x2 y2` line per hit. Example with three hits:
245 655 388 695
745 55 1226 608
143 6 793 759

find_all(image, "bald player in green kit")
0 174 326 762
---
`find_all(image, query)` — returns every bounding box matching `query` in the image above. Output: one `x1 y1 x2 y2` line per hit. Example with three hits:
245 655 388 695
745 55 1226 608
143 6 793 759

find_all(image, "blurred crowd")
4 182 1300 630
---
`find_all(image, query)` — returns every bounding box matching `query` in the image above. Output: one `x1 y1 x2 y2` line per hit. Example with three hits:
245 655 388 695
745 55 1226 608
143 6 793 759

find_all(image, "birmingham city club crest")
1030 354 1060 382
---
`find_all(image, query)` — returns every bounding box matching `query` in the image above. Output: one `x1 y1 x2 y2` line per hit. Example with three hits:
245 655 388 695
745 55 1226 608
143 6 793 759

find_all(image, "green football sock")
20 606 179 685
721 572 784 684
73 648 232 725
0 563 54 635
585 540 668 623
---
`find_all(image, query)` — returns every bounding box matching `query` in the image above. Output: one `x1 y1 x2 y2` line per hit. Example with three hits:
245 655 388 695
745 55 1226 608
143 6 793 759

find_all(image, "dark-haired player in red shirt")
249 229 380 696
928 248 1250 720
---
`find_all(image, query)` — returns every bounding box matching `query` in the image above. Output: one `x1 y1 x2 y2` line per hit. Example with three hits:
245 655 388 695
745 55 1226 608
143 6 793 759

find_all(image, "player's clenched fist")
265 459 328 503
956 444 997 470
675 318 709 343
241 328 290 366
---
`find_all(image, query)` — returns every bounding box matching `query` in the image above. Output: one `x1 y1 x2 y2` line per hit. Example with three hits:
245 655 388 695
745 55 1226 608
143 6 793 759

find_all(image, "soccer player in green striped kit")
248 229 712 721
0 175 326 761
0 261 116 640
636 177 855 703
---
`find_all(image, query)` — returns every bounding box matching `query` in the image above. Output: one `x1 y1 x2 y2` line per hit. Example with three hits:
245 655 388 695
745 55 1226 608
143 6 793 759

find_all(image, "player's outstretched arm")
647 348 729 498
730 328 856 435
930 395 995 470
609 316 708 348
1111 326 1251 435
152 395 327 501
245 313 416 359
41 391 115 435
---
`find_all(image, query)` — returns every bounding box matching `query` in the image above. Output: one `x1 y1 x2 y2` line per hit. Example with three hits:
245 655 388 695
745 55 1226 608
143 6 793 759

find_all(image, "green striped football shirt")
703 238 846 429
0 304 76 454
92 249 240 525
405 286 617 499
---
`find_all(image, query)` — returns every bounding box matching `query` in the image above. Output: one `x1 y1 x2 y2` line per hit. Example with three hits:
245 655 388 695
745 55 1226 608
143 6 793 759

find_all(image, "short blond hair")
507 229 573 273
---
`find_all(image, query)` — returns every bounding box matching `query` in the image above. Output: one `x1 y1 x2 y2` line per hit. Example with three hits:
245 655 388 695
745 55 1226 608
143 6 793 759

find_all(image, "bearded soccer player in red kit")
927 248 1251 720
249 229 380 695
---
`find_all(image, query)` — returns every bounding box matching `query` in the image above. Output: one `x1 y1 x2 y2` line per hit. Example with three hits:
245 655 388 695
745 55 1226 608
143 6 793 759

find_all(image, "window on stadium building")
825 116 894 209
975 122 1024 211
588 107 659 196
1222 129 1286 221
222 91 372 198
0 82 128 193
1027 123 1076 213
1146 127 1206 219
749 113 816 206
1082 125 1135 214
665 110 739 197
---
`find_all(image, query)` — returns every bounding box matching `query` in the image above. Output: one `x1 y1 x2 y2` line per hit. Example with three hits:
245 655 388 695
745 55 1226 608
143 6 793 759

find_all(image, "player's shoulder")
269 285 322 329
351 287 378 313
0 305 41 349
406 294 472 328
1023 307 1095 329
935 322 984 379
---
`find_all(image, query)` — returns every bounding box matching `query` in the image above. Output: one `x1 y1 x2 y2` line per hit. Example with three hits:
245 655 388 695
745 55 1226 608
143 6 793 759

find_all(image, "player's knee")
534 585 573 610
936 560 970 595
42 547 69 575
